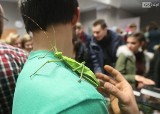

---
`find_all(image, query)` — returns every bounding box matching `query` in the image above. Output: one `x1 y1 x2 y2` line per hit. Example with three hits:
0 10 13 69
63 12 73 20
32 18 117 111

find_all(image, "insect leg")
78 63 85 83
73 61 85 71
30 59 63 79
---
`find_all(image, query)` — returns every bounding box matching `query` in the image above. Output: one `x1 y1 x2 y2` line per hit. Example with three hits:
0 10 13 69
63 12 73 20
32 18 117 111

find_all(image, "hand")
96 65 139 114
137 82 144 89
135 75 155 85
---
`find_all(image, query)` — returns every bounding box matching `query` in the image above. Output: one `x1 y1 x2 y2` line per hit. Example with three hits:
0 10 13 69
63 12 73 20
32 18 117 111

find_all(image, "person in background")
147 44 160 88
74 22 99 72
0 4 27 114
21 34 33 53
115 32 155 89
75 22 91 44
91 19 124 74
123 23 137 42
5 32 22 48
12 0 138 114
73 22 91 63
146 21 160 52
72 26 87 62
127 23 137 34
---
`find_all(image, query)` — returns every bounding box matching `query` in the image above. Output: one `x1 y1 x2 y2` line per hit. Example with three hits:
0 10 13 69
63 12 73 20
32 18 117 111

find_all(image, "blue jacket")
90 30 124 73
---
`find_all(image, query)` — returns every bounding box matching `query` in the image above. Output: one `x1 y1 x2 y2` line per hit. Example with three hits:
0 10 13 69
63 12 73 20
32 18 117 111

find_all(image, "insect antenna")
22 14 59 78
51 25 58 53
22 14 49 39
22 14 57 58
39 26 58 59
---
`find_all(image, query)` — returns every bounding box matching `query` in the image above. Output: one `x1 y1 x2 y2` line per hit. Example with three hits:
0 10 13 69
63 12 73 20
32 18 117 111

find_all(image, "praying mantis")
30 51 100 87
23 14 100 88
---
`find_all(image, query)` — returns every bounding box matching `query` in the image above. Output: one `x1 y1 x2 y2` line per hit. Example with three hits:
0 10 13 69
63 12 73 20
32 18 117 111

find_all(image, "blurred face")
75 27 83 36
92 25 107 41
24 40 33 52
130 26 137 33
12 38 22 48
126 36 141 53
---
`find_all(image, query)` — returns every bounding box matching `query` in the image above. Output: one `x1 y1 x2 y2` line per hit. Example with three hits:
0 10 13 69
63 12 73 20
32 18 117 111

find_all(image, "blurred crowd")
0 33 33 53
1 19 159 90
0 2 160 113
72 20 160 113
73 20 160 89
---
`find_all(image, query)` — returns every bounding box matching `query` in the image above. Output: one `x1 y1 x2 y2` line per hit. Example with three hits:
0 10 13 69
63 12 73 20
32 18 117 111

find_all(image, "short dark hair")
19 0 78 33
128 32 146 42
93 19 107 29
148 21 159 31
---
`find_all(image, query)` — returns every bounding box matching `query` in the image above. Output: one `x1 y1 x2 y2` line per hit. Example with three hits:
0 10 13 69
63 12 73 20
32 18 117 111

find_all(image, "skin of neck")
32 24 73 55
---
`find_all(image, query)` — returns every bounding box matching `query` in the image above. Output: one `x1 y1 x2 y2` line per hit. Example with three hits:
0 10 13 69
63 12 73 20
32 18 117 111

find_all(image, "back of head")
93 19 107 29
0 4 4 38
19 0 78 33
148 21 159 31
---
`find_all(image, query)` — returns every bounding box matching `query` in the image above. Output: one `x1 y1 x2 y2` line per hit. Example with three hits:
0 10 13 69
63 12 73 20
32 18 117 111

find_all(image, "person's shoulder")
116 45 133 57
14 58 105 114
83 32 92 39
51 62 105 109
109 29 122 40
51 68 106 113
60 99 108 114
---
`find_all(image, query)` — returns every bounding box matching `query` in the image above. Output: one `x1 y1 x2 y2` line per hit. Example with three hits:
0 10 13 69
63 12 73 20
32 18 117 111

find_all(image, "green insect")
23 14 100 87
30 51 100 87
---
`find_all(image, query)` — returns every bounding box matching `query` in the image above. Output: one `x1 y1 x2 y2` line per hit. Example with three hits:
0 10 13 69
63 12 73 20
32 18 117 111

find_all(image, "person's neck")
32 24 73 54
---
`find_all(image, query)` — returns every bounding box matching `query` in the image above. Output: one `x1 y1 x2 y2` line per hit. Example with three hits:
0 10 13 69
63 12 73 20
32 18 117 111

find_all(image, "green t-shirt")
12 50 108 114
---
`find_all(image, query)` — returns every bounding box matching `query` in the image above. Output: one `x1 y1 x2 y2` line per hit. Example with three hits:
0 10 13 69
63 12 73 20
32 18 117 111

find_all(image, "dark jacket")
73 32 96 72
147 29 160 52
90 30 124 73
148 46 160 88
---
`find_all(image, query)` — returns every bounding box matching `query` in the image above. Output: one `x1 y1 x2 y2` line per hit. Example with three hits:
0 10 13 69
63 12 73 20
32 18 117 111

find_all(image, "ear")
71 7 80 28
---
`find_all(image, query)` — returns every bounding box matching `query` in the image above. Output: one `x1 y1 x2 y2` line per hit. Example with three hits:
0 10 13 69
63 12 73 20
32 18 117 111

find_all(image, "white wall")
1 1 26 35
80 9 96 35
97 7 118 28
80 7 135 34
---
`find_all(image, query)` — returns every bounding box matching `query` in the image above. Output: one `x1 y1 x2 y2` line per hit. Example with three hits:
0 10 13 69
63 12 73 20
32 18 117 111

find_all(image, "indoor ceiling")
1 0 149 13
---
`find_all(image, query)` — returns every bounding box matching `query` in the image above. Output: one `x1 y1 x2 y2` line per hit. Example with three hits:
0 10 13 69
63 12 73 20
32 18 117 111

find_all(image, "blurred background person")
145 21 160 52
72 24 100 73
72 26 87 63
0 4 27 114
75 22 91 45
123 23 137 42
90 19 124 74
127 23 137 34
21 34 33 53
115 32 155 89
147 44 160 88
5 32 22 48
